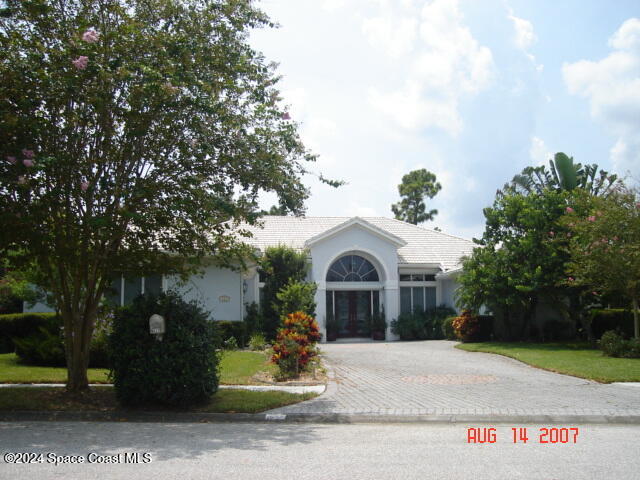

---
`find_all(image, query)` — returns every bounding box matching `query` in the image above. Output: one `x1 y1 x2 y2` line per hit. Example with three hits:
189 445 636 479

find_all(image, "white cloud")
563 18 640 175
362 14 417 58
368 83 463 134
280 86 308 120
364 0 494 135
509 14 536 50
321 0 346 12
300 117 338 153
529 136 552 166
508 10 543 71
609 17 640 49
346 202 378 217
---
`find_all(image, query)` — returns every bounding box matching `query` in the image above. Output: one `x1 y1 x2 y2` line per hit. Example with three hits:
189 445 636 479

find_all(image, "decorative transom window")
326 255 379 282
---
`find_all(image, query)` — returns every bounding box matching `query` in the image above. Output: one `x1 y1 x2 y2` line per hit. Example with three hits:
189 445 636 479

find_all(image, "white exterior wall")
440 278 461 314
23 301 55 313
307 224 401 342
243 272 258 306
166 266 243 322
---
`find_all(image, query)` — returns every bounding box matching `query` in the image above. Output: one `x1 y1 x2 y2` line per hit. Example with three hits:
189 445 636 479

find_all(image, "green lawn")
219 350 276 384
0 387 317 414
456 342 640 383
0 350 275 385
0 353 110 383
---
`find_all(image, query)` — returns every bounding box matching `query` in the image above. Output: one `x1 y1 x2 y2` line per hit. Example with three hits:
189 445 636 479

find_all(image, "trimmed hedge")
474 315 494 342
109 292 220 407
442 316 457 340
0 311 111 367
452 312 494 342
215 320 247 348
589 309 635 340
391 305 457 340
599 330 640 358
541 318 575 342
0 313 58 353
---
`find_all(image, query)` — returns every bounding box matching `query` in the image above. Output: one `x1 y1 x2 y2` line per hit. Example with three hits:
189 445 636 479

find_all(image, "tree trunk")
64 301 101 393
502 307 511 341
67 349 90 392
520 298 536 341
633 297 639 340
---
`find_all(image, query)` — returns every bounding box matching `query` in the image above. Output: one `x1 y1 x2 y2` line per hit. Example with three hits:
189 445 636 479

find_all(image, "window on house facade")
399 272 437 314
399 274 435 281
400 286 436 314
258 270 267 283
326 255 379 282
106 274 163 307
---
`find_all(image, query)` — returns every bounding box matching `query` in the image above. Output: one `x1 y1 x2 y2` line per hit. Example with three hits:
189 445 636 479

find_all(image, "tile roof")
239 216 476 271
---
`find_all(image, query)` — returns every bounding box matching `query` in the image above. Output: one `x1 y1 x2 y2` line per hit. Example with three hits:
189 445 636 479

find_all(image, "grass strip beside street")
0 351 275 385
0 387 317 414
456 342 640 383
0 353 110 384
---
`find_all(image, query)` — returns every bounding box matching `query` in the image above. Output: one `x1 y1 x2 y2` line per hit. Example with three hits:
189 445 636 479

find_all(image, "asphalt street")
1 421 638 479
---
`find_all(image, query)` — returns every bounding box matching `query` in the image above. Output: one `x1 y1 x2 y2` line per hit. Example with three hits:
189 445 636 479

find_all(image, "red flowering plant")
451 310 480 342
271 311 321 379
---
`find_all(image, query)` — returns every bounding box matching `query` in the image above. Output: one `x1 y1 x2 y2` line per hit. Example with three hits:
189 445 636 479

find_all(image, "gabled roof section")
238 216 477 271
304 216 407 248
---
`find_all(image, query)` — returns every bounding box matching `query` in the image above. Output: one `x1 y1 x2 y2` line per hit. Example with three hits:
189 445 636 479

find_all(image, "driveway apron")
267 341 640 417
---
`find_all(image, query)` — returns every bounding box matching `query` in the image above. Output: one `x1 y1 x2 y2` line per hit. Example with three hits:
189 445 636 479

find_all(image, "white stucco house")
27 216 476 342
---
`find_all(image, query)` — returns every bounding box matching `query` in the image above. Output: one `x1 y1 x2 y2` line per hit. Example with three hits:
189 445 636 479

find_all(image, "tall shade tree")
0 0 333 391
391 168 441 224
456 189 571 339
561 188 640 338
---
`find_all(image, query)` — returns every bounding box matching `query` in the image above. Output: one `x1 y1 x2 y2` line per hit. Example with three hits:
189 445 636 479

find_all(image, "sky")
250 0 640 239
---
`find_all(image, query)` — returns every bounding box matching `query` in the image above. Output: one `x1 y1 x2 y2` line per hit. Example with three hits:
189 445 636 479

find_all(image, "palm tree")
505 152 618 197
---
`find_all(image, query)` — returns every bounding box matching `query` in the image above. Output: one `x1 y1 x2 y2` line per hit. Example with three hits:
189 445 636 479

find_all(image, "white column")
315 281 327 343
384 280 400 341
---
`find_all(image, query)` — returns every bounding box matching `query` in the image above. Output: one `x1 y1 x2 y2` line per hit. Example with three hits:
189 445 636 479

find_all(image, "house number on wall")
218 295 231 303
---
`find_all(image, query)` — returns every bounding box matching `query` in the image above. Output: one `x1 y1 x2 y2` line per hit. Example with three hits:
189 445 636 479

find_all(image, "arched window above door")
326 255 379 282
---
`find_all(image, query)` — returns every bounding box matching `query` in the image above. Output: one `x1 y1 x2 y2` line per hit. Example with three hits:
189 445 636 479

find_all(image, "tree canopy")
458 152 627 340
457 188 572 339
0 0 330 390
391 168 441 224
505 152 618 197
561 188 640 338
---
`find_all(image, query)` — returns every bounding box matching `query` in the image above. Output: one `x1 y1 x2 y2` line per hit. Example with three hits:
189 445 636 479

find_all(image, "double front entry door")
333 290 379 337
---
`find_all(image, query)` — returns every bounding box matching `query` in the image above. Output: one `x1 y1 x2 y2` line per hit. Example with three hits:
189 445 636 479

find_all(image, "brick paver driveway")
268 341 640 417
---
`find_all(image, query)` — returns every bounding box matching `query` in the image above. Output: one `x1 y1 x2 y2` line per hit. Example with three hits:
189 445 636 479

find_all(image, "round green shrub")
9 310 113 368
13 323 66 366
427 306 457 340
599 330 640 358
248 333 267 351
442 316 457 340
0 312 59 354
109 291 219 407
89 306 114 368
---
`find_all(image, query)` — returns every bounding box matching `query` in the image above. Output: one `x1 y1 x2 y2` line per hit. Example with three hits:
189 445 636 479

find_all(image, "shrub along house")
26 216 475 342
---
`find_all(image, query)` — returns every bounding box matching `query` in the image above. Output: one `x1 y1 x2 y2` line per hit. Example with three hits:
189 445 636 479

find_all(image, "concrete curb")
0 384 326 394
1 410 639 425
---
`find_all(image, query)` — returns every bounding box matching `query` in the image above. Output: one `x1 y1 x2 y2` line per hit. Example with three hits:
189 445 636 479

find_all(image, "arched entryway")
325 254 382 338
